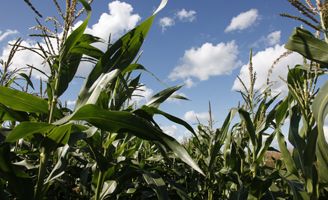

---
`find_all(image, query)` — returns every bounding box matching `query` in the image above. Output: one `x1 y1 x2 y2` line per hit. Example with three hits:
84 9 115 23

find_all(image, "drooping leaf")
285 27 328 66
138 105 197 138
18 73 34 90
63 104 204 175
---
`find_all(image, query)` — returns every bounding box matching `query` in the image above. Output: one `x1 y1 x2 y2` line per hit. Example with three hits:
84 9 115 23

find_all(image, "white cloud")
176 9 196 22
161 125 178 136
0 29 18 42
169 41 240 84
86 1 140 43
251 31 281 48
159 17 175 31
225 9 259 32
266 31 281 46
184 110 209 123
66 100 76 107
232 44 303 95
130 85 153 106
184 78 195 88
161 125 189 142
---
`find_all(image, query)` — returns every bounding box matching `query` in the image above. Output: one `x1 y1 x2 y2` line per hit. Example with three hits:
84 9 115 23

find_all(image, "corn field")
0 0 328 199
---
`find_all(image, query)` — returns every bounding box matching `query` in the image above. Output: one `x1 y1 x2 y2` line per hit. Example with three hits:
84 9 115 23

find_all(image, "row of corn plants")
0 0 327 199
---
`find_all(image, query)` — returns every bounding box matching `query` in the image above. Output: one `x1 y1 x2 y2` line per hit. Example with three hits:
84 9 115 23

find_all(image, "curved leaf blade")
6 122 55 143
312 81 328 183
67 104 204 175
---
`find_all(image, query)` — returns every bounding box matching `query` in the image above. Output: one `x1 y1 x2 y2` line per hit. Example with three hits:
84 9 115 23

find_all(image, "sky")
0 0 325 141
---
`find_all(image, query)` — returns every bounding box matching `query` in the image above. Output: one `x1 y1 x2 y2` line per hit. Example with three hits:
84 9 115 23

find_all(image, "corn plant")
0 0 204 199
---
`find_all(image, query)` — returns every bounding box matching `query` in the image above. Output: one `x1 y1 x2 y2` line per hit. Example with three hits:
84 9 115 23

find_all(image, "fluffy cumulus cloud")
225 9 259 32
0 1 141 79
176 9 196 22
159 17 175 31
184 110 210 123
66 100 76 107
169 41 240 84
85 0 140 43
232 44 303 95
161 125 189 142
0 29 19 42
159 8 196 31
266 31 281 46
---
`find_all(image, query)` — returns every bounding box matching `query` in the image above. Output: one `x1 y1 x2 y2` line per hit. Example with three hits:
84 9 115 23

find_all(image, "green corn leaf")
0 86 61 118
66 104 205 175
256 131 276 164
45 145 70 184
77 16 155 106
209 109 236 170
100 180 117 199
77 0 167 106
0 103 28 122
122 64 146 74
275 97 289 126
5 122 55 143
59 0 91 59
18 73 34 90
56 0 92 97
138 105 197 138
71 41 103 59
277 129 298 176
146 85 182 108
312 81 328 184
285 27 328 66
142 173 168 200
47 123 72 145
238 108 257 147
288 106 305 151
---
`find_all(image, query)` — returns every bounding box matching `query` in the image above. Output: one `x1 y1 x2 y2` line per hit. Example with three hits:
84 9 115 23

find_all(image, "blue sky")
0 0 313 140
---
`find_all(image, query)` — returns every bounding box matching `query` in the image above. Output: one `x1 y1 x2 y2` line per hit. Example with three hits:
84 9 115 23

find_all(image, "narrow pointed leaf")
277 129 298 175
146 85 182 108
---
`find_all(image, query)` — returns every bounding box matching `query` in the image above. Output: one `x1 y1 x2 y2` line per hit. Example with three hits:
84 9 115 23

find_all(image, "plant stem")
35 146 49 199
95 169 105 200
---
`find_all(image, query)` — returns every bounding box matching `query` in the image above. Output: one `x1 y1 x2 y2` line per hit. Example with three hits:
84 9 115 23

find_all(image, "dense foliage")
0 0 327 199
